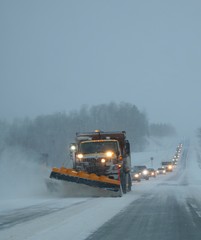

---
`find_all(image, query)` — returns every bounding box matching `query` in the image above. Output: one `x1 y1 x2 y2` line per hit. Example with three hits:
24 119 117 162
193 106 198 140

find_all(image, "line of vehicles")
131 143 183 182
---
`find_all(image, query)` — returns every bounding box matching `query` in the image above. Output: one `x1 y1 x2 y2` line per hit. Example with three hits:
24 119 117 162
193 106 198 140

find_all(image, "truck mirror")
125 140 130 154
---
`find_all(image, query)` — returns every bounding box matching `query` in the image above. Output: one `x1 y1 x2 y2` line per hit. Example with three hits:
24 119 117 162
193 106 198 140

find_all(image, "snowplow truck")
49 130 132 197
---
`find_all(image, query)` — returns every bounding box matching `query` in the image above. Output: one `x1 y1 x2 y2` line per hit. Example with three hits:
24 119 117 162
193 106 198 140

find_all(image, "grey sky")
1 0 201 135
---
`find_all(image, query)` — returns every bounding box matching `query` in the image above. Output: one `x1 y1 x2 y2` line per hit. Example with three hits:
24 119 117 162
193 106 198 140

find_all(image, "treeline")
0 102 176 166
149 123 177 138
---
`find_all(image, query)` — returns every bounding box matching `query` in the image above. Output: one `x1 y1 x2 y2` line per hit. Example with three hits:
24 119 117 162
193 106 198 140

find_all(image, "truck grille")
83 158 100 165
80 158 108 174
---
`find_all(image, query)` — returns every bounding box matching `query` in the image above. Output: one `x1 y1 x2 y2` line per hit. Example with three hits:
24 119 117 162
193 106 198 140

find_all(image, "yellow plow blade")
47 167 122 197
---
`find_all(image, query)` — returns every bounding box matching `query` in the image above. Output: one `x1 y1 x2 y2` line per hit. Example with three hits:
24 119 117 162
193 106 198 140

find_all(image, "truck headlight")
106 151 113 157
77 153 83 159
70 145 76 151
101 158 106 163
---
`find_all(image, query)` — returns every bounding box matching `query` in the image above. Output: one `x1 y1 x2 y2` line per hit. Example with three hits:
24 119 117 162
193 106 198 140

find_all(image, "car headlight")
142 170 148 175
134 173 139 178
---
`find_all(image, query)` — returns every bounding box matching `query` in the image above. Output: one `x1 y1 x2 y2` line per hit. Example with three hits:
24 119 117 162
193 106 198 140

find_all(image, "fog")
1 0 201 136
0 147 49 199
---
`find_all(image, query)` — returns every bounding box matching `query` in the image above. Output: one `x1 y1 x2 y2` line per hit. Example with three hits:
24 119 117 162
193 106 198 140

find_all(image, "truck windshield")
79 141 118 154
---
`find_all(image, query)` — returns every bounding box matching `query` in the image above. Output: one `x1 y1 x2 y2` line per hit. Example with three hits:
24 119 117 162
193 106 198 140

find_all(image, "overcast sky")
1 0 201 136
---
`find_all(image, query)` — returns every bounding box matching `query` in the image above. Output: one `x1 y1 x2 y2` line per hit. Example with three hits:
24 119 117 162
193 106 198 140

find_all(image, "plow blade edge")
48 167 122 197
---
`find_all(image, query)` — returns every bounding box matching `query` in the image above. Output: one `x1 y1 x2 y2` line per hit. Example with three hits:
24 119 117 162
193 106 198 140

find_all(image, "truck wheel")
121 171 127 194
119 184 123 197
128 174 132 192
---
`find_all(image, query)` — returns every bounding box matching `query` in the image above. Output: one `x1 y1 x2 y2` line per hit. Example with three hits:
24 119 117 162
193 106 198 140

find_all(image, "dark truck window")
79 141 119 154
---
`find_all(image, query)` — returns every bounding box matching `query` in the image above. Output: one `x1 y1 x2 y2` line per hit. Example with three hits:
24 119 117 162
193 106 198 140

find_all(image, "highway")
86 147 201 240
1 143 201 240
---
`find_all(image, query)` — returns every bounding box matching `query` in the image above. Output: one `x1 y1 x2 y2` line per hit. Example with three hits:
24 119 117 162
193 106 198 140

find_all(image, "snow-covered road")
1 137 201 240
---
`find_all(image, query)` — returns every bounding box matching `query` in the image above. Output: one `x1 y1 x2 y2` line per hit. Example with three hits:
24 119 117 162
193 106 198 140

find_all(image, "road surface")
1 142 201 240
86 146 201 240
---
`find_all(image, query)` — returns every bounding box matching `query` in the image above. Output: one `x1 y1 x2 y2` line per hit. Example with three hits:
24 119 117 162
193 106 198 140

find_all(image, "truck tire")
127 173 132 192
120 170 127 194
